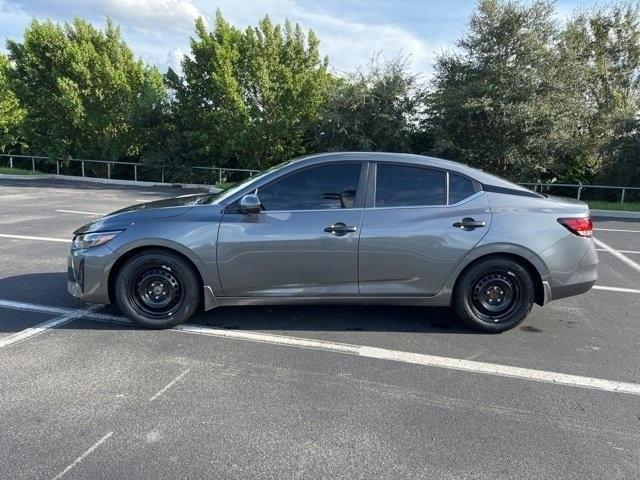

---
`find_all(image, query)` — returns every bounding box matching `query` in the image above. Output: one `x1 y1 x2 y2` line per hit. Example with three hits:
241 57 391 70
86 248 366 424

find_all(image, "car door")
358 163 492 296
217 162 366 297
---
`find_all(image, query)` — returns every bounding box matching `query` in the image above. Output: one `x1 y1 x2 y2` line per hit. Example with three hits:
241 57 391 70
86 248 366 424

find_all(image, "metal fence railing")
521 183 640 204
0 154 260 185
2 154 638 203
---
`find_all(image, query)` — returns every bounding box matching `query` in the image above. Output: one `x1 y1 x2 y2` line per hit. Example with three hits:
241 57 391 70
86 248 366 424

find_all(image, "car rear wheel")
453 257 534 333
115 250 200 329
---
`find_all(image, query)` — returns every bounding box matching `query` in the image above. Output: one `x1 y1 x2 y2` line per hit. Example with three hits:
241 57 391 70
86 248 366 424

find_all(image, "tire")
114 249 200 329
453 257 534 333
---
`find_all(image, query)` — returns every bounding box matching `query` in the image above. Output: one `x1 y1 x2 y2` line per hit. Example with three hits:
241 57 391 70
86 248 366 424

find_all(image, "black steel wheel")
453 257 534 333
115 250 200 329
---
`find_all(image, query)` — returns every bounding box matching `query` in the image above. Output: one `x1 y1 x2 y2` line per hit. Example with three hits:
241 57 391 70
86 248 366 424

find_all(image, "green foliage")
2 3 640 187
426 0 570 181
7 18 166 160
561 3 640 185
0 54 24 153
426 0 640 184
166 11 332 170
313 55 426 153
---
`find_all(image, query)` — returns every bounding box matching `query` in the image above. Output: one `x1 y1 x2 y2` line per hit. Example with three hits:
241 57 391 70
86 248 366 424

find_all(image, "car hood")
73 193 213 235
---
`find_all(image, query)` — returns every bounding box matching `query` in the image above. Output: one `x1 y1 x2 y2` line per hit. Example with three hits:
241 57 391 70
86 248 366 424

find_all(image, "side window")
375 164 446 207
258 163 361 211
449 173 477 204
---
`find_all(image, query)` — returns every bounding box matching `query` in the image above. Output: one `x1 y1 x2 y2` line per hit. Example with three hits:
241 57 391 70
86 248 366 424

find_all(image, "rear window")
376 165 446 207
449 174 477 203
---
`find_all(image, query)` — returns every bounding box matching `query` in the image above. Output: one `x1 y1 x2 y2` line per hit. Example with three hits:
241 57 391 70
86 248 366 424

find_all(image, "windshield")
205 160 293 204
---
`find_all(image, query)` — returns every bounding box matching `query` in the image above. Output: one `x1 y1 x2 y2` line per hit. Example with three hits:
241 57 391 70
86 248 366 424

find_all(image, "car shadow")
0 272 472 334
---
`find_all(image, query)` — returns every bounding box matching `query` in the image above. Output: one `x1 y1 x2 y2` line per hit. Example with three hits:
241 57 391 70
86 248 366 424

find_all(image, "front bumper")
67 245 113 305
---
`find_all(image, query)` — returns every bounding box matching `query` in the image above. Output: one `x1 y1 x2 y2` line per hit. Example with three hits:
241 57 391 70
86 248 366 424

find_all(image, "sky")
0 0 589 77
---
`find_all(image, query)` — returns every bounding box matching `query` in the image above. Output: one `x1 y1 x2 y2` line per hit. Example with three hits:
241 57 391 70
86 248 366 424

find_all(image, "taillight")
557 217 593 237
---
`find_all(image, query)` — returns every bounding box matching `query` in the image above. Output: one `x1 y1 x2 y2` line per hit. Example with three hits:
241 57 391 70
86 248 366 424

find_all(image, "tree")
7 18 166 161
313 55 426 153
166 11 332 170
0 54 24 153
425 0 559 179
426 0 587 181
561 2 640 185
426 0 640 184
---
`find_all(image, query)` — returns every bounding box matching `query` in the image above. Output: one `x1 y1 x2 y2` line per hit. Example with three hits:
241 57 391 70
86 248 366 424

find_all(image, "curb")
591 209 640 219
0 174 53 180
0 173 221 193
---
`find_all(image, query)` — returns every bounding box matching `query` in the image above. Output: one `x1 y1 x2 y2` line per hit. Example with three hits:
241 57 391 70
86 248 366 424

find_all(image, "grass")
588 200 640 212
0 167 43 175
213 181 238 190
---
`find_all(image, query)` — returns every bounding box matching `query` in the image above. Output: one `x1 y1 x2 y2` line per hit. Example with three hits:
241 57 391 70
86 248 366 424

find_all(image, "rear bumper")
541 235 599 302
67 245 113 305
549 279 597 302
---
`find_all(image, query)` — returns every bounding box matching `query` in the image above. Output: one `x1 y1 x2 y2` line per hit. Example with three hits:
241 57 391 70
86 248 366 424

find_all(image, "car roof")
290 152 532 192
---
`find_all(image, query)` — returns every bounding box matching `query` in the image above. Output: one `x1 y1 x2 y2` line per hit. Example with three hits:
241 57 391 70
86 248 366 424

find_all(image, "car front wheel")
115 250 200 329
453 257 534 333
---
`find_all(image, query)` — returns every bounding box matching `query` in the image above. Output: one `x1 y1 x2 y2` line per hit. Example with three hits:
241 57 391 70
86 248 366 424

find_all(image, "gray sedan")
68 152 598 332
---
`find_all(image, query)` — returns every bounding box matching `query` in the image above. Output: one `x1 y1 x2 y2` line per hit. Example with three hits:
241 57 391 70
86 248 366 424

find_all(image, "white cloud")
2 0 439 75
207 0 436 75
3 0 204 33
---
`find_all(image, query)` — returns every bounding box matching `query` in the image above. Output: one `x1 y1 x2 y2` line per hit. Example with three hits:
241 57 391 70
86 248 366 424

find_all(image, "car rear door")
358 163 492 296
217 162 367 297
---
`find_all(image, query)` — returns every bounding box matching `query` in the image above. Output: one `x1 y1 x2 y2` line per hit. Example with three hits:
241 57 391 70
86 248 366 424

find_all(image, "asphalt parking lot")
1 178 640 479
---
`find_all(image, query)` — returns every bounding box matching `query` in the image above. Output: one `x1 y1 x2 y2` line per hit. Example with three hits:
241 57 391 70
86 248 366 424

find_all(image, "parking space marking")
593 285 640 294
0 299 123 321
51 431 114 480
0 233 70 243
597 248 640 255
3 298 640 396
595 228 640 233
149 369 190 402
174 325 640 396
594 237 640 273
0 305 101 350
55 209 105 216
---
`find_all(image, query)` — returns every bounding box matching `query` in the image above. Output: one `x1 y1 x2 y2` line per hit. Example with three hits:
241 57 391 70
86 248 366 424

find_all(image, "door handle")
324 222 357 236
452 217 486 230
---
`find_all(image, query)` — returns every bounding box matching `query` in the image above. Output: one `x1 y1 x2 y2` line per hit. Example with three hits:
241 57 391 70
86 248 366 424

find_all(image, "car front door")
217 162 366 297
358 163 492 296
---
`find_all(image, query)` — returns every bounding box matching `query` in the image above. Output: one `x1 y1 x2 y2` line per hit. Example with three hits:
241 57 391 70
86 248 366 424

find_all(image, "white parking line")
174 325 640 396
595 228 640 233
0 233 70 243
593 285 640 294
594 237 640 274
0 300 122 321
597 248 640 255
0 305 101 349
51 431 114 480
149 369 190 402
3 299 640 396
55 209 105 216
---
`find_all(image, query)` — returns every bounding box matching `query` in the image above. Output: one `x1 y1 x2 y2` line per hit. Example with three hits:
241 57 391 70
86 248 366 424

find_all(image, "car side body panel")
358 193 492 296
216 209 364 296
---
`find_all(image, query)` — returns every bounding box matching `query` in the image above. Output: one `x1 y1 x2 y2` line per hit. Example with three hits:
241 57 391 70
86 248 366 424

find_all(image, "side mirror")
238 193 262 214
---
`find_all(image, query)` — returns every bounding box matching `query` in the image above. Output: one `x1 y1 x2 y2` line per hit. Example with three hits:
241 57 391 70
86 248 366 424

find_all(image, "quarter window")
375 164 446 207
449 173 477 204
258 163 361 211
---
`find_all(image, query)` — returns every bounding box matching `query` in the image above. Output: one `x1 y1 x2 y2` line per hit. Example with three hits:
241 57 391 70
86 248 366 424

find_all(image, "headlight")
72 230 123 249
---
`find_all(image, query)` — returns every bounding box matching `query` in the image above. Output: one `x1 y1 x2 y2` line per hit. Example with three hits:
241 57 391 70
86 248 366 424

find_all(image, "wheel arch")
451 250 548 306
107 244 205 305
